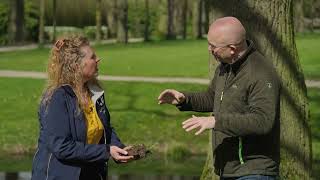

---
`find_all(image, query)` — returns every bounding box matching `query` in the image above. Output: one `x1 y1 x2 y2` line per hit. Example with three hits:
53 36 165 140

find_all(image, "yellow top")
83 98 104 144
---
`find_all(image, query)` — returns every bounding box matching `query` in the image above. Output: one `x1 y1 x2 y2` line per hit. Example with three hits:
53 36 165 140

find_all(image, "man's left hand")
182 115 216 135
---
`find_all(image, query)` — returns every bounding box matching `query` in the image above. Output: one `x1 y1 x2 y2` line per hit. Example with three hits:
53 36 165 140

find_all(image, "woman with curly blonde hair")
31 35 133 180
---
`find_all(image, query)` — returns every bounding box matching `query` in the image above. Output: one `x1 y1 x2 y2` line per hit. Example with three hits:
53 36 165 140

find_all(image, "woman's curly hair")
43 35 99 110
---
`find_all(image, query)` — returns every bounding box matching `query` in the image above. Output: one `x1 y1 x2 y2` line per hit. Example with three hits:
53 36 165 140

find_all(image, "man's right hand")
158 89 185 105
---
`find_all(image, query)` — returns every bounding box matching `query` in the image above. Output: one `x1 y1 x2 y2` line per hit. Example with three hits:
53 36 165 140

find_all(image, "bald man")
158 17 280 179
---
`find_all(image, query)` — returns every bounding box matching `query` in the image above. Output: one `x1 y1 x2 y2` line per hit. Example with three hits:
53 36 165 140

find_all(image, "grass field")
0 77 209 173
0 34 319 176
0 33 319 79
0 77 319 177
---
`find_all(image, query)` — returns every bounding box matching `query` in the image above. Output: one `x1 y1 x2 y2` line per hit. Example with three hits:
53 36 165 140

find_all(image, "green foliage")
24 0 39 42
0 1 9 45
128 0 158 38
0 0 39 45
167 145 192 161
83 26 108 40
44 26 84 41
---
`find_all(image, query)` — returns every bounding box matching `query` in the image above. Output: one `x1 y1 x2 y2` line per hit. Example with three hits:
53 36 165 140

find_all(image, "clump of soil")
126 144 151 160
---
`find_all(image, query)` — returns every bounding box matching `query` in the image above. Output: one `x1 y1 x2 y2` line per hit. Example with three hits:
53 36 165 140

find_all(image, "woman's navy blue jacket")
31 85 124 180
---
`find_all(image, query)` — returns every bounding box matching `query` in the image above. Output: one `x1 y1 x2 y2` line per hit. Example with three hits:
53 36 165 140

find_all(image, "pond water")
0 172 200 180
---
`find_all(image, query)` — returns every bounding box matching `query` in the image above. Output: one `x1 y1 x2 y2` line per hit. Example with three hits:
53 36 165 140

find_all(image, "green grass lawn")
0 77 209 173
0 78 319 177
0 33 319 79
308 88 320 178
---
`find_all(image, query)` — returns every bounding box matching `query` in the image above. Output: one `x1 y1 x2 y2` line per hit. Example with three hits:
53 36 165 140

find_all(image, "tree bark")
8 0 24 44
38 0 45 45
294 0 304 33
117 0 128 43
201 1 312 179
106 0 118 38
52 0 57 42
96 0 102 43
192 0 203 39
144 0 150 41
166 0 176 39
181 0 188 39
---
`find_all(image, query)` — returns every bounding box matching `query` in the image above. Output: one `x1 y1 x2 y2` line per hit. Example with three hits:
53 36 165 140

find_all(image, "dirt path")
0 70 319 88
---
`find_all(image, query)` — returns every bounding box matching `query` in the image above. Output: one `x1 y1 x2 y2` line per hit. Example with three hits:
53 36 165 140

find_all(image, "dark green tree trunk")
106 0 118 38
52 0 57 42
38 0 45 45
192 0 203 39
294 0 304 33
201 1 312 179
166 0 175 39
96 0 102 43
8 0 24 44
144 0 150 41
181 0 188 39
117 0 128 43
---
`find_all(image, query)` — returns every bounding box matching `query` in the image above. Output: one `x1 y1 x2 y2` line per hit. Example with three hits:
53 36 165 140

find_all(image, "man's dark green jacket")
177 40 280 177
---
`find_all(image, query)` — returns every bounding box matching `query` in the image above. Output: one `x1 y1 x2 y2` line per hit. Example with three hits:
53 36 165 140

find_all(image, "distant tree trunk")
53 0 57 42
166 0 176 39
8 0 24 44
117 0 128 43
96 0 102 42
106 0 118 38
294 0 304 33
38 0 45 45
144 0 150 41
181 0 188 39
203 0 210 33
201 1 312 179
192 0 203 39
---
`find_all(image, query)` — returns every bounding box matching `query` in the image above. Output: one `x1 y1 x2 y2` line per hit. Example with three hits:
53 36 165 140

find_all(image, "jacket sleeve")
214 69 280 137
42 89 110 163
110 128 125 148
176 70 217 112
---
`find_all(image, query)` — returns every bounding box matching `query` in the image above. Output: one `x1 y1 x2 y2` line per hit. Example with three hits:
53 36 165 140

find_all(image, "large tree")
192 0 203 39
8 0 24 44
201 1 312 179
96 0 102 43
38 0 45 45
117 0 128 43
166 0 176 39
106 0 118 38
144 0 150 41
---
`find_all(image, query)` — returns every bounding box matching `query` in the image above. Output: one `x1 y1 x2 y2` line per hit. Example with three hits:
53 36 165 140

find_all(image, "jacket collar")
88 83 104 105
230 39 255 73
61 84 104 105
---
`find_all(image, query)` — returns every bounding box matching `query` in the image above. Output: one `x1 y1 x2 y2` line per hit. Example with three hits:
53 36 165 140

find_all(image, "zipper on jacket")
32 148 39 162
238 137 244 164
45 153 52 180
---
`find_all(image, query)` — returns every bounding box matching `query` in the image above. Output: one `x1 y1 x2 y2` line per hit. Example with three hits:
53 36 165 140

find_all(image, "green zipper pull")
220 91 224 101
239 137 244 164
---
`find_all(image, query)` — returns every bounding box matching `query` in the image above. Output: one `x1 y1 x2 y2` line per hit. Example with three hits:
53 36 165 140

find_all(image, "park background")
0 0 319 179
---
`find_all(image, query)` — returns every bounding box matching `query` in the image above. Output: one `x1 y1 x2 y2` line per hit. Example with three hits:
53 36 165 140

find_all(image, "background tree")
8 0 24 44
96 0 102 42
294 0 304 33
192 0 203 39
106 0 118 38
181 0 188 39
52 0 57 41
117 0 128 43
38 0 45 45
201 1 312 179
166 0 175 39
144 0 150 41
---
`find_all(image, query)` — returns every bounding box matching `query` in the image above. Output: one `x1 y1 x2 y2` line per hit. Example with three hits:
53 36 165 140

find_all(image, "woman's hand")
110 146 134 163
